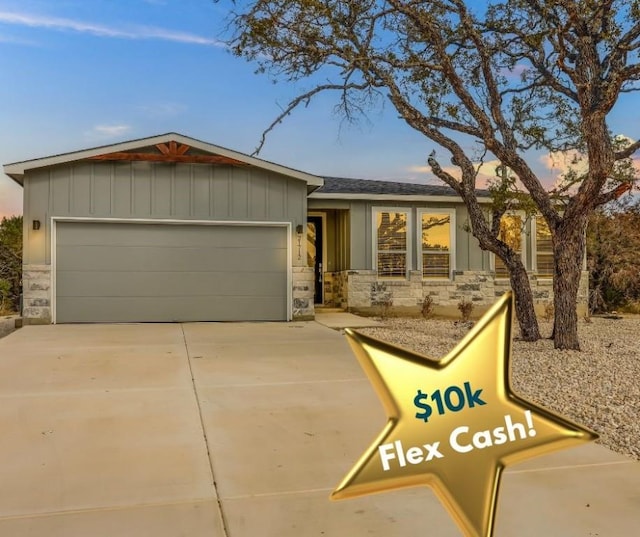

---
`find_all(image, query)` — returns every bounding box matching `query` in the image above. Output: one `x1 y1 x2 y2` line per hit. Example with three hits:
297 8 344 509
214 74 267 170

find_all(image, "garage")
54 221 289 323
6 133 320 324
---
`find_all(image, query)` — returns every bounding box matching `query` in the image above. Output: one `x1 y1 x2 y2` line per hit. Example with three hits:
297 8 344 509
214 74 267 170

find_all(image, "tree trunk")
507 261 541 341
466 206 542 342
552 222 586 350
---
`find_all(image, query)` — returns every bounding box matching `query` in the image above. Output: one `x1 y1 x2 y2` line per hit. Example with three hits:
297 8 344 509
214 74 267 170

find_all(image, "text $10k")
414 382 486 422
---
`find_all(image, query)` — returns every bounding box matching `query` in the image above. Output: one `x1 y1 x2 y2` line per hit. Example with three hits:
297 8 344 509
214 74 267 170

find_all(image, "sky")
0 0 639 219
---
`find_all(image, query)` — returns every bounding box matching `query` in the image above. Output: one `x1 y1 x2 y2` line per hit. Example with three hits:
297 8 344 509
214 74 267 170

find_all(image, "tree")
587 200 640 312
0 215 22 313
227 0 640 349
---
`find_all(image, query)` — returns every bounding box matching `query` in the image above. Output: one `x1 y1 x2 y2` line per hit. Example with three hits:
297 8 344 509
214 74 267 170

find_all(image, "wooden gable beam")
88 150 247 166
156 142 191 156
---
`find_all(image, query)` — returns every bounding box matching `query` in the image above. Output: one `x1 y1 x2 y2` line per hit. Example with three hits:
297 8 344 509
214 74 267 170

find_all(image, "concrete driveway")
0 322 638 536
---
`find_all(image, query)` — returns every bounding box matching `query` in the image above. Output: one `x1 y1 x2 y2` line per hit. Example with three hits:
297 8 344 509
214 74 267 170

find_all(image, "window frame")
490 211 528 278
372 207 411 280
417 208 456 280
531 215 553 279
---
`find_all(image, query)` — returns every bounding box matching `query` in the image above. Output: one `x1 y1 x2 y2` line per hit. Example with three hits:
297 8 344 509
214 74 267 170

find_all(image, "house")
3 133 588 324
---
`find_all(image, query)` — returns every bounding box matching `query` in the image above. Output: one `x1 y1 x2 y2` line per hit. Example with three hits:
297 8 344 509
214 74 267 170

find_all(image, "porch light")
32 220 41 230
296 224 304 235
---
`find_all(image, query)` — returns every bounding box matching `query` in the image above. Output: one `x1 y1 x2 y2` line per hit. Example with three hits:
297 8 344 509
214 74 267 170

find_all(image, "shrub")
0 216 22 313
0 279 11 314
457 297 474 322
377 296 394 320
421 295 435 319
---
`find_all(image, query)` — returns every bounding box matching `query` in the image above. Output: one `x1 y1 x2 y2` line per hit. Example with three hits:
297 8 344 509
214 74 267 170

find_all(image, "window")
534 217 553 277
495 214 524 278
375 210 408 278
419 210 454 279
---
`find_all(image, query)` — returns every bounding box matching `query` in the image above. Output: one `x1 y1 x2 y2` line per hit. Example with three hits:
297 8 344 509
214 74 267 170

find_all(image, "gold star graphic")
331 292 597 537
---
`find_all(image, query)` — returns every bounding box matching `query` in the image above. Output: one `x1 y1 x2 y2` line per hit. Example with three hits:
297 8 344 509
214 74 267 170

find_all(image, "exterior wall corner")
22 264 52 324
292 266 315 320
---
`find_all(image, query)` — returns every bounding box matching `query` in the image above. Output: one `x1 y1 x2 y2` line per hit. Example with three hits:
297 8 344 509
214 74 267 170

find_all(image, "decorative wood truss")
88 141 247 166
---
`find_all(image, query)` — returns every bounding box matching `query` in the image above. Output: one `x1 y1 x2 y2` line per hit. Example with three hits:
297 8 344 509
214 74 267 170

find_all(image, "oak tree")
227 0 640 349
588 200 640 312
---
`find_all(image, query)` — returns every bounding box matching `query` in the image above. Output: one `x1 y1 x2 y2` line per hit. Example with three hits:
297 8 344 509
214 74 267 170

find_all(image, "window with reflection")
495 214 523 278
535 218 553 277
376 210 408 278
420 211 452 278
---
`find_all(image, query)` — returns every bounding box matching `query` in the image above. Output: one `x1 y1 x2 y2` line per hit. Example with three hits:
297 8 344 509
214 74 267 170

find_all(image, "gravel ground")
359 316 640 461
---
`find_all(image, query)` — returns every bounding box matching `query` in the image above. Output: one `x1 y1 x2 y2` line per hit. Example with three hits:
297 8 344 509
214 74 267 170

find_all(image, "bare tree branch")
251 79 371 155
615 138 640 160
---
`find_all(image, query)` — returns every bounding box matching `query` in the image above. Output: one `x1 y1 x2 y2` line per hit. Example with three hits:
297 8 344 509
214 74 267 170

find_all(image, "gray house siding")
24 161 307 265
309 198 588 317
22 161 311 323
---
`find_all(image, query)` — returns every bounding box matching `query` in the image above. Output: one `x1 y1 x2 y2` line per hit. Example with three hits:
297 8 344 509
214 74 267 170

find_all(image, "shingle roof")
315 176 489 197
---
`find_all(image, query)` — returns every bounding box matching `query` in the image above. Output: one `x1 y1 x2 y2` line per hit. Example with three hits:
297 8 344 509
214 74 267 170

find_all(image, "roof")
309 176 491 202
3 132 325 188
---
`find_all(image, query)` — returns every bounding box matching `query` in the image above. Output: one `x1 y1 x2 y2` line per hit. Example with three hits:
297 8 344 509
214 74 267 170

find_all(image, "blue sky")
0 0 638 219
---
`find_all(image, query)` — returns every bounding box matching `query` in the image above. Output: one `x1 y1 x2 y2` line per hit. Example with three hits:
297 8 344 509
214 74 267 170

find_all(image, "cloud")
86 124 132 139
539 150 586 177
0 10 225 47
409 138 640 195
540 136 640 193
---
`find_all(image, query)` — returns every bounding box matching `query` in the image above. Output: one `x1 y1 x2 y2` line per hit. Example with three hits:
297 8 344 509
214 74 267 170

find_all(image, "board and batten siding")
23 161 307 266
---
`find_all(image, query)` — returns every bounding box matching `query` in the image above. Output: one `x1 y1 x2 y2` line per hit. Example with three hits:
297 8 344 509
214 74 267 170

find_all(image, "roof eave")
308 192 492 203
4 172 24 186
3 132 324 187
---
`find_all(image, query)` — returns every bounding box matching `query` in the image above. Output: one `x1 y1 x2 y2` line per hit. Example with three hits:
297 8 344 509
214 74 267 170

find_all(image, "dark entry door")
307 216 323 304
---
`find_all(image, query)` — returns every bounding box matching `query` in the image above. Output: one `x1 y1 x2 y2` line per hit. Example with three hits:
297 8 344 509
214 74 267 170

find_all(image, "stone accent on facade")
324 271 349 309
22 264 52 324
325 269 589 317
292 267 315 320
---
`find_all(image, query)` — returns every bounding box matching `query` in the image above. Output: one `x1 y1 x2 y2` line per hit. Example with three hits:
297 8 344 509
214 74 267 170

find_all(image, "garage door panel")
57 245 287 272
56 296 287 323
58 222 286 249
57 270 287 298
55 222 289 322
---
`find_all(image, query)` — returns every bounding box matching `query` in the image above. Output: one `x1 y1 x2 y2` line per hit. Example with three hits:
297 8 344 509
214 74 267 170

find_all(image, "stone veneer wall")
324 271 349 309
326 269 589 317
22 264 52 324
292 267 315 320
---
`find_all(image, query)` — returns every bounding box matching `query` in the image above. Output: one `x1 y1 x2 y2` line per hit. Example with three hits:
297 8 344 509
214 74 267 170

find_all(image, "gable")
87 140 248 166
3 132 324 188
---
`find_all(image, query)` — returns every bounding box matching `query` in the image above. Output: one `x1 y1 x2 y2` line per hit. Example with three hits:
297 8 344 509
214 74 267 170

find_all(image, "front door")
307 216 323 304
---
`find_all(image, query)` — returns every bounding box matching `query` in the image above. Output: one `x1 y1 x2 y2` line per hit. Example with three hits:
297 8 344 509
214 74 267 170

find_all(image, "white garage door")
55 221 289 323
